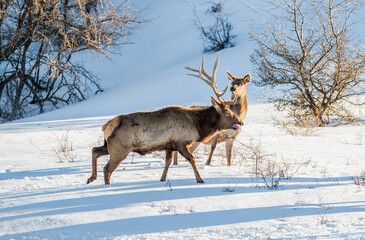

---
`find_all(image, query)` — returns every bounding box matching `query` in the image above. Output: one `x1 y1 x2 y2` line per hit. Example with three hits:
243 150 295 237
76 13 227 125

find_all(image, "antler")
185 54 231 104
223 94 239 105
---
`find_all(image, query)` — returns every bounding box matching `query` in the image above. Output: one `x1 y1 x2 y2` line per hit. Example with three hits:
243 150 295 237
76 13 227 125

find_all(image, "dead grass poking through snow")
274 117 318 137
235 137 310 189
52 129 77 162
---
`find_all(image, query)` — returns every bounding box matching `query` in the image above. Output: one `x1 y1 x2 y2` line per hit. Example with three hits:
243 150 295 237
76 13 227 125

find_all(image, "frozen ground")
0 103 364 239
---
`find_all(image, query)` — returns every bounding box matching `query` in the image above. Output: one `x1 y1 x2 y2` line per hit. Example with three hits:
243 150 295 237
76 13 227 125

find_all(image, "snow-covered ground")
1 0 365 239
1 103 364 239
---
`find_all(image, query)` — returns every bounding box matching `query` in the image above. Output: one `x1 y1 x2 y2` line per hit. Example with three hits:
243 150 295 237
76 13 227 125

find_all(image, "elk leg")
205 136 218 165
225 139 234 166
161 150 173 181
189 142 201 154
87 144 109 184
177 145 204 183
103 151 129 185
172 151 178 165
173 142 201 165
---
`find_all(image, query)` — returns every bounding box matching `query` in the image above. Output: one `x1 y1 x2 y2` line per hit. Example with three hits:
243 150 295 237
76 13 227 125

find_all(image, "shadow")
0 149 179 182
326 118 365 128
0 116 111 133
0 175 351 223
3 201 365 239
0 178 251 219
0 165 89 181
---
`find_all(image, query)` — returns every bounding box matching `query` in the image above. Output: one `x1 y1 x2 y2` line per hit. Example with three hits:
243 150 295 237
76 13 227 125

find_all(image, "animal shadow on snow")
2 176 363 238
4 197 365 238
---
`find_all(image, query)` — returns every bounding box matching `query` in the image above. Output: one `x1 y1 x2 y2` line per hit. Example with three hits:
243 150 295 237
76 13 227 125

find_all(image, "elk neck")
229 94 248 121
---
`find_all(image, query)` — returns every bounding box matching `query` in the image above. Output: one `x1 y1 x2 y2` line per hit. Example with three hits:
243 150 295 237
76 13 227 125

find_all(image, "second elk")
173 59 251 166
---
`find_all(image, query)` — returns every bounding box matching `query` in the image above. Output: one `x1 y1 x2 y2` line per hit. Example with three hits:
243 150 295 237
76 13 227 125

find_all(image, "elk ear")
211 96 224 112
243 73 252 84
227 71 251 84
226 71 234 82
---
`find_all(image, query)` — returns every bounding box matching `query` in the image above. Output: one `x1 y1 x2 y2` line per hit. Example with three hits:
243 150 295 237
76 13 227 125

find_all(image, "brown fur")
173 72 251 166
87 97 242 185
205 73 250 166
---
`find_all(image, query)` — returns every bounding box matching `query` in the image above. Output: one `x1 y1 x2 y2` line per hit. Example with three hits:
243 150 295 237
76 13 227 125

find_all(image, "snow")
1 103 364 239
1 0 365 239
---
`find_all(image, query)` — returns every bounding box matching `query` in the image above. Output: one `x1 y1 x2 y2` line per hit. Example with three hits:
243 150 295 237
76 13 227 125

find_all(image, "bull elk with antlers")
172 58 251 166
87 54 242 185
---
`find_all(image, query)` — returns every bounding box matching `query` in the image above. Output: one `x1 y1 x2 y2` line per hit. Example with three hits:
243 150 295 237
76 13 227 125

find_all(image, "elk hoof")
197 179 205 183
87 176 96 184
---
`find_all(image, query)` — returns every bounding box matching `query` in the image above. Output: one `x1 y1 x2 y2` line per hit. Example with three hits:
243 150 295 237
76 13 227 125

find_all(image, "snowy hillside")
1 0 365 239
15 0 263 123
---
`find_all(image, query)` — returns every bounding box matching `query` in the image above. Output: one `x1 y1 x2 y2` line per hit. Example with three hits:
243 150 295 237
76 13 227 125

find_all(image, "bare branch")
250 0 364 126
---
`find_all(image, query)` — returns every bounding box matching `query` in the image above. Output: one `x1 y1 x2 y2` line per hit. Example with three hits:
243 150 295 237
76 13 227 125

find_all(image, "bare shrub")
260 157 310 189
186 0 237 53
151 151 166 161
352 172 365 186
235 137 310 189
222 186 236 192
88 135 104 150
201 144 211 159
236 137 267 177
249 0 365 126
150 201 176 215
274 117 317 137
317 194 333 225
53 129 77 162
259 159 289 190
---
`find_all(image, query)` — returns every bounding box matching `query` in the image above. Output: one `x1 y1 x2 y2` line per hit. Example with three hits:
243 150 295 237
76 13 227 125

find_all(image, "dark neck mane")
191 106 220 142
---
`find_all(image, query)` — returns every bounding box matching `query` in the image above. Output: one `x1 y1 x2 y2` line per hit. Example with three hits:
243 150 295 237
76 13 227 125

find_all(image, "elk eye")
225 111 231 117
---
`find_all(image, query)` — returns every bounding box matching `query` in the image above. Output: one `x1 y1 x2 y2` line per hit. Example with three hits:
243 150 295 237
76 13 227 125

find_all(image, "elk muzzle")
232 122 243 131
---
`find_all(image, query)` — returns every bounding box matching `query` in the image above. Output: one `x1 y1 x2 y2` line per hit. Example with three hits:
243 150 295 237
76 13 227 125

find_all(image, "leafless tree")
0 0 141 122
186 0 237 53
250 0 365 126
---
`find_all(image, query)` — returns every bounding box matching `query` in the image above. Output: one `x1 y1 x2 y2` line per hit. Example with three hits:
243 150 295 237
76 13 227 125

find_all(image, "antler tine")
199 56 211 81
187 56 211 83
209 53 229 100
215 84 229 98
212 53 219 79
186 53 229 104
223 94 239 105
186 72 211 86
185 56 214 87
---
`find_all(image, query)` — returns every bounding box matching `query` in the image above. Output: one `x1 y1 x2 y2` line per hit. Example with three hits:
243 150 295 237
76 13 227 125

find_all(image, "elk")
172 70 251 166
87 54 243 185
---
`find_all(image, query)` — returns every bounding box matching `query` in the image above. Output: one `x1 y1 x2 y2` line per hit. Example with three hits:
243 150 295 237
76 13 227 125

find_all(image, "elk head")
185 54 243 131
227 71 251 99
